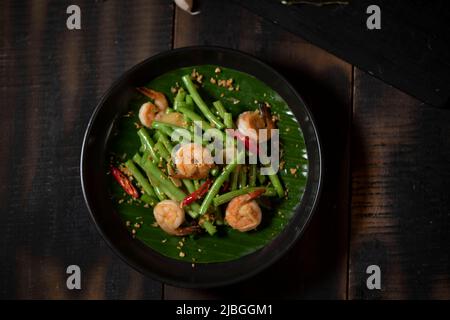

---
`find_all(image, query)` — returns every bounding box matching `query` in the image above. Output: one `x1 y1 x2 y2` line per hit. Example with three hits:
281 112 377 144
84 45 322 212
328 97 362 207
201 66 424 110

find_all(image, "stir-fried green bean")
133 154 166 201
268 172 284 198
151 121 175 136
157 132 174 153
257 170 267 184
151 183 167 201
239 165 248 188
193 179 200 190
212 100 227 119
135 153 201 218
182 75 225 129
177 106 212 131
213 187 277 207
210 167 219 177
199 152 244 216
182 179 196 194
174 88 186 110
137 128 158 162
224 112 234 129
140 193 158 207
185 95 194 109
201 220 217 236
134 154 181 199
214 207 224 225
249 164 257 187
154 140 170 160
125 160 156 198
230 166 240 191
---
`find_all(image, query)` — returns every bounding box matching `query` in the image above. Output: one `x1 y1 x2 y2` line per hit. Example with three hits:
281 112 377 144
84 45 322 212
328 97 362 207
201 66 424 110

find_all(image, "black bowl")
80 46 323 288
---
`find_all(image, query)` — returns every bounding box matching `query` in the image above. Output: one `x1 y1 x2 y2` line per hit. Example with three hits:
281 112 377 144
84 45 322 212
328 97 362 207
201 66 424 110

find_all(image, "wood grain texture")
237 0 450 108
2 0 448 300
166 0 352 299
0 0 173 299
349 69 450 299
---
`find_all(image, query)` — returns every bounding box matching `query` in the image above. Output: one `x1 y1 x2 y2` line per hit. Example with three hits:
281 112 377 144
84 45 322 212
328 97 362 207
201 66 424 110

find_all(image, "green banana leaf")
107 65 308 263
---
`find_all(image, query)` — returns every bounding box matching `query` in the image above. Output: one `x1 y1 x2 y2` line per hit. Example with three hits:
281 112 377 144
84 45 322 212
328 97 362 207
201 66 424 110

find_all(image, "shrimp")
172 143 214 179
225 190 264 232
153 200 200 236
138 102 158 128
236 103 276 142
137 88 169 128
137 87 169 111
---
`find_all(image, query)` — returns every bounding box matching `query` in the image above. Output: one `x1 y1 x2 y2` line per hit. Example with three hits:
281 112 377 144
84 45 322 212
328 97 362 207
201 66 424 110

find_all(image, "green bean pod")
224 112 234 129
249 164 257 187
199 152 244 216
174 88 186 110
212 100 227 119
140 193 158 207
213 187 277 207
239 165 248 188
230 166 240 191
125 160 156 198
137 128 158 163
268 172 284 198
182 75 225 129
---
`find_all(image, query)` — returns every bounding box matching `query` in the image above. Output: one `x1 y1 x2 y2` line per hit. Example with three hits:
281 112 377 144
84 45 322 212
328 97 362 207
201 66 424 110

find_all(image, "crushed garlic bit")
191 69 203 83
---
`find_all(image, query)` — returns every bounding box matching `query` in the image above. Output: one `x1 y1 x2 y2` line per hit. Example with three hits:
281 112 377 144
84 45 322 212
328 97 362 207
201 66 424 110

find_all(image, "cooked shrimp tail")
172 225 201 236
137 87 169 111
247 188 266 201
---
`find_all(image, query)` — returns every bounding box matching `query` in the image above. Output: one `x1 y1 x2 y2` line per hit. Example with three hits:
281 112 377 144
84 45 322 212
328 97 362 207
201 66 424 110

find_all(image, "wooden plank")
349 69 450 299
166 0 352 299
0 0 173 299
237 0 450 108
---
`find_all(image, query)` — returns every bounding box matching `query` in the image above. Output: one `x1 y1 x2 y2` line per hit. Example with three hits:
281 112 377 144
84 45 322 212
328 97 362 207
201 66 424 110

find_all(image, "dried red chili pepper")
110 165 139 199
181 179 213 207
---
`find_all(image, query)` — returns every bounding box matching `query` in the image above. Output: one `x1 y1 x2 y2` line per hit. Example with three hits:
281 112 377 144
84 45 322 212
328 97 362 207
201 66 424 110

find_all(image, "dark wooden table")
1 0 449 299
